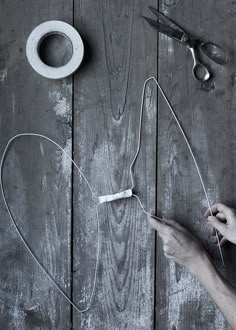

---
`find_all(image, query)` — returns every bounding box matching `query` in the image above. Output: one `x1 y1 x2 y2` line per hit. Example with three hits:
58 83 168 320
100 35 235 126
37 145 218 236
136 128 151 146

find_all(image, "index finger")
204 203 232 218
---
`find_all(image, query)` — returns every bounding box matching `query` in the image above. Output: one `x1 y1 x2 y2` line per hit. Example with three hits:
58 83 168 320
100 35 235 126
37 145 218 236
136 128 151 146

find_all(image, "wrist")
186 249 212 277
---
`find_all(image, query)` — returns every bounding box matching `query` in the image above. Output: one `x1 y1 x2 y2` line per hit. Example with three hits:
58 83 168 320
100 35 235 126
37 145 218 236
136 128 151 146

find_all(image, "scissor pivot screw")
182 35 189 43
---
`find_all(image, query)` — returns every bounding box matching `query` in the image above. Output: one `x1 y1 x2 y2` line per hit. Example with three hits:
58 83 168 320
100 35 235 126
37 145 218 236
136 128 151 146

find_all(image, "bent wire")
0 77 223 314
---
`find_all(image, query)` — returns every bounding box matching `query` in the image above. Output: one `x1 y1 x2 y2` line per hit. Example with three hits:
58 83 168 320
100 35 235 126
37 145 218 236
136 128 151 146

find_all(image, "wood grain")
0 1 73 328
157 0 236 329
72 0 157 329
1 0 236 329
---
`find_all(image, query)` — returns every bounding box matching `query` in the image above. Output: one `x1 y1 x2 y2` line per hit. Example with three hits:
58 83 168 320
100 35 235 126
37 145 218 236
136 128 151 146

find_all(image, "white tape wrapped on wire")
26 21 84 79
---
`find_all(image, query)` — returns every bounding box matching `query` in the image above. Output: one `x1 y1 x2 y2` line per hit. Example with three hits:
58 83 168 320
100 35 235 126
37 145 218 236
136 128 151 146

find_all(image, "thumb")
208 216 227 235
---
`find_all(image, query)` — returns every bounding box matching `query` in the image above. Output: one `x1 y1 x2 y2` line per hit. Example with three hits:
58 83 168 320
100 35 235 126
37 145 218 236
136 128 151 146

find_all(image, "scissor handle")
200 42 228 65
189 47 210 81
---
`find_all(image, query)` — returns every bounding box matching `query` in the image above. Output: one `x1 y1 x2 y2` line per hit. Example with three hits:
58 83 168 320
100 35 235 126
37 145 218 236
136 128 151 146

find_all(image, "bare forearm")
148 212 236 328
190 254 236 330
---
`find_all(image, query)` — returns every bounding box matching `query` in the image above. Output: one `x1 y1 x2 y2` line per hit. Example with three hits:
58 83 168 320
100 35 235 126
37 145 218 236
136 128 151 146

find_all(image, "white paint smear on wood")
214 310 228 330
167 260 227 330
41 174 47 192
0 68 7 83
144 85 155 121
159 33 174 58
49 83 71 119
61 137 72 219
167 260 199 328
167 38 174 54
161 5 169 16
39 142 44 156
200 162 219 208
61 138 72 178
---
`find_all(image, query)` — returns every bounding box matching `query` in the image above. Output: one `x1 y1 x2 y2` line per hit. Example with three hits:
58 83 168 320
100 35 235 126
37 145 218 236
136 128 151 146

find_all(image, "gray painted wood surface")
72 1 157 329
0 0 73 328
0 0 235 329
157 0 236 329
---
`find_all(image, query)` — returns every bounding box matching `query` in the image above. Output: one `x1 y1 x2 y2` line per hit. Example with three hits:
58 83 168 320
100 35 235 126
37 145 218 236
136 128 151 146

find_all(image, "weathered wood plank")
157 0 236 329
0 1 73 328
72 0 157 329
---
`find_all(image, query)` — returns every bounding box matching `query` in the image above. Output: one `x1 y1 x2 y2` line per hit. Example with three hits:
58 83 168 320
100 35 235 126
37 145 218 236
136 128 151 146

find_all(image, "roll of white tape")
26 21 84 79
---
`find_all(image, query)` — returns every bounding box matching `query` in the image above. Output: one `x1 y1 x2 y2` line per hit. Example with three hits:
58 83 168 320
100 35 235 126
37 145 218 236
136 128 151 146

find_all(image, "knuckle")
167 227 174 236
163 245 168 252
163 245 172 254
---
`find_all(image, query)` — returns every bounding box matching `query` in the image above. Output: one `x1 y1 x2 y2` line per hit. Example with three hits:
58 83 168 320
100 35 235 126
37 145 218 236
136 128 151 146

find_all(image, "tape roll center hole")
38 32 73 68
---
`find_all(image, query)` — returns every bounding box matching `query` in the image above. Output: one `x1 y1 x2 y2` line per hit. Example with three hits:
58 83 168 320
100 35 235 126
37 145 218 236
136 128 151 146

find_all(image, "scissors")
143 7 228 81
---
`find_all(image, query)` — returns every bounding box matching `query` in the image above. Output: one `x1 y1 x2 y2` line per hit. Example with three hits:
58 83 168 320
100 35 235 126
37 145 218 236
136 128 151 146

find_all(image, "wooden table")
0 0 235 329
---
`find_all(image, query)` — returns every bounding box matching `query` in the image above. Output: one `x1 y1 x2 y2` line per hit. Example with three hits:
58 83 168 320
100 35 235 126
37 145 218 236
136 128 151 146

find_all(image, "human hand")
148 216 206 272
205 203 236 245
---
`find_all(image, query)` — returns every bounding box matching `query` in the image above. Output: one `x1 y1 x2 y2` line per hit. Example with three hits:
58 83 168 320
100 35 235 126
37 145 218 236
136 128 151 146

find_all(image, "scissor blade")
148 6 185 32
148 6 166 19
143 16 184 42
